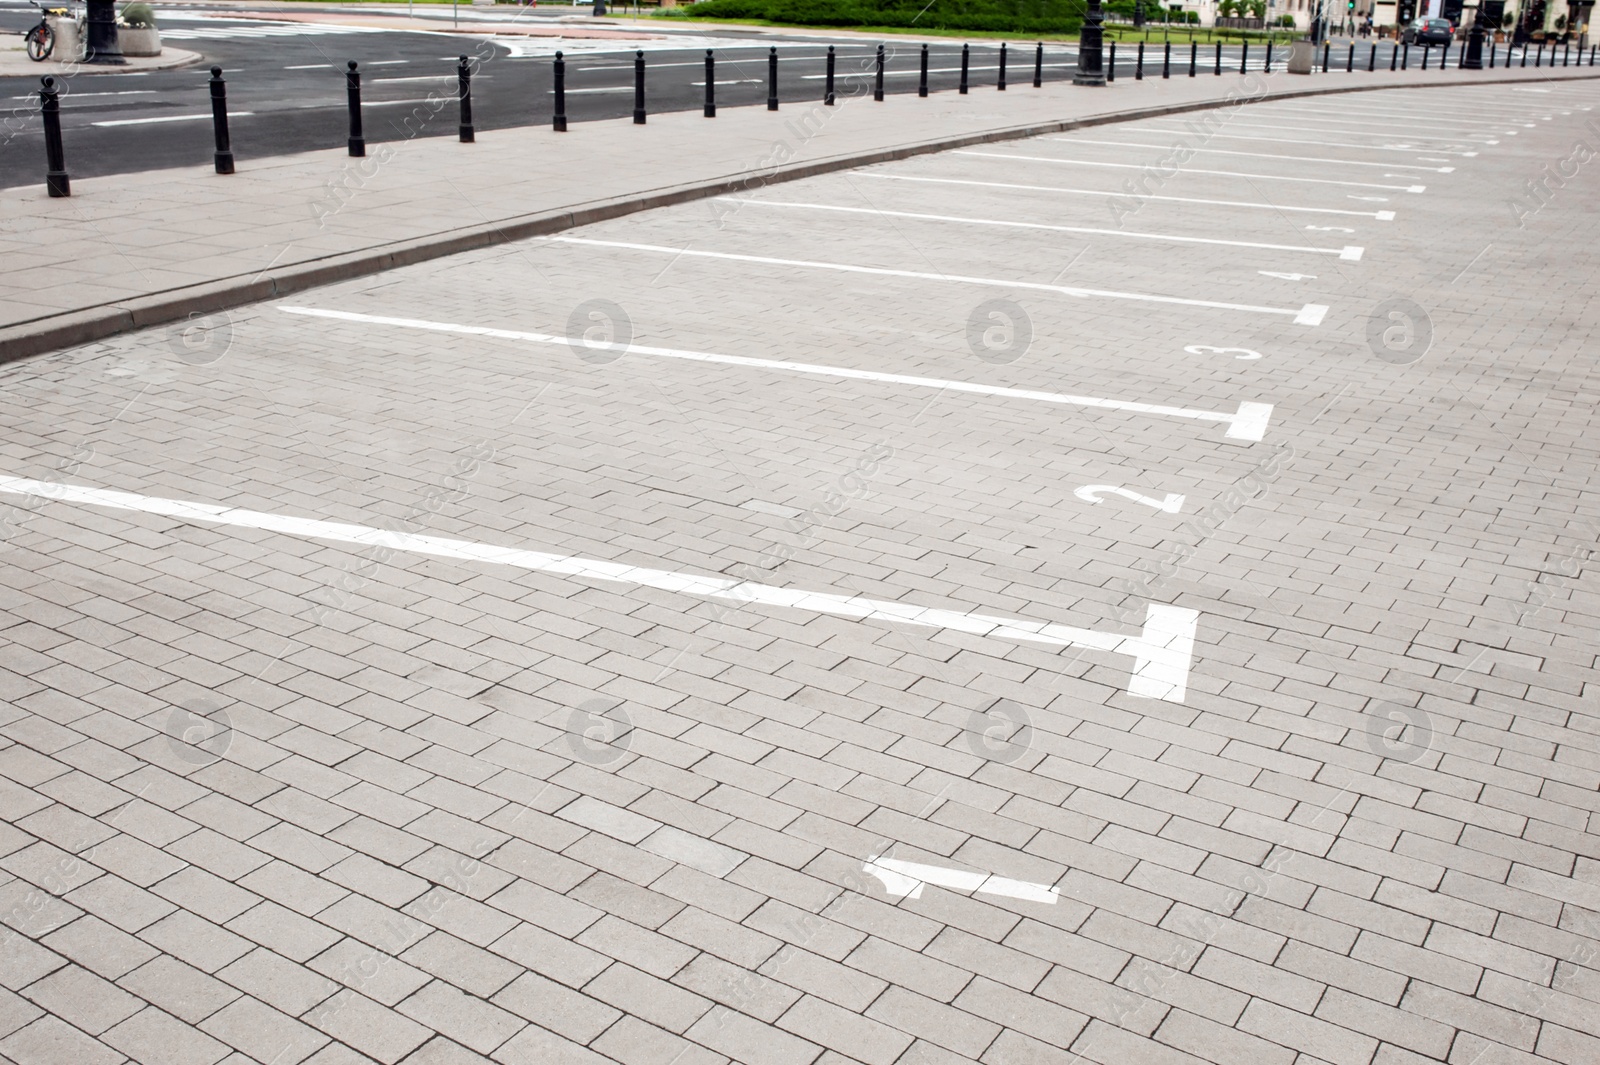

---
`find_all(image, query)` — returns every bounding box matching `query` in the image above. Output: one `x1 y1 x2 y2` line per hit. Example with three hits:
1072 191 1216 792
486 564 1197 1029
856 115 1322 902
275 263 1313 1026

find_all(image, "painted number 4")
1075 485 1186 513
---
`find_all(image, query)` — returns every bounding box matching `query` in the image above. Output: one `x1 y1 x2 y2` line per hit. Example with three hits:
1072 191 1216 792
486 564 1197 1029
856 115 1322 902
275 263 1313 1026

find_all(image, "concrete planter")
46 16 81 60
1287 36 1316 72
118 25 160 55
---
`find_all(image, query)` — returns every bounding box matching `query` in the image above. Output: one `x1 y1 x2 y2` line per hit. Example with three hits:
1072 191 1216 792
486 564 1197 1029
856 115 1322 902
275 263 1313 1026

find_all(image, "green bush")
120 1 154 26
682 0 1083 31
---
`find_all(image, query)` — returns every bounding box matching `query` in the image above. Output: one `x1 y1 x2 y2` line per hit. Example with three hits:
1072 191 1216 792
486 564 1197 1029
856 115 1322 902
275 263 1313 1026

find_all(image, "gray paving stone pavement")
0 70 1599 1065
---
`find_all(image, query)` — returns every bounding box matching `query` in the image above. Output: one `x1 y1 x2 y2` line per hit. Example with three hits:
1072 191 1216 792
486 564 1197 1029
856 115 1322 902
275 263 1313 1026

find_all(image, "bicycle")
24 2 71 62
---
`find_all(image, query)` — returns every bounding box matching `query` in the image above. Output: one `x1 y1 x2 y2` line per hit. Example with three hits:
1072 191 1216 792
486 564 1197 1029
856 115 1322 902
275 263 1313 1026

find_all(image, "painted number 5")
1185 344 1262 361
1075 485 1186 513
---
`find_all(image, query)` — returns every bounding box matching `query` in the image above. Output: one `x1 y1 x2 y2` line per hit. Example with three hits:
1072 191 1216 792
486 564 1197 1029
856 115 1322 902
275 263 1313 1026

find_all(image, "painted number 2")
1185 344 1261 361
1075 485 1186 513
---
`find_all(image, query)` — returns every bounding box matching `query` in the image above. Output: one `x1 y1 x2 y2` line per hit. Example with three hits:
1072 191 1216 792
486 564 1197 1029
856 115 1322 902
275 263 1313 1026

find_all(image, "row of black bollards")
35 41 1600 197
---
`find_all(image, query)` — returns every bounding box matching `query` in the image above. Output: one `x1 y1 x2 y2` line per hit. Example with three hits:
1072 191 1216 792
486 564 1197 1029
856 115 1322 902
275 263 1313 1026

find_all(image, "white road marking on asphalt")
92 112 255 126
1130 127 1479 155
1074 485 1185 513
278 306 1279 441
952 150 1426 192
690 79 764 86
549 87 635 94
0 475 1201 702
861 173 1394 220
1051 138 1454 172
863 856 1059 903
283 63 327 69
1198 116 1498 142
547 236 1333 324
12 89 155 98
725 198 1365 259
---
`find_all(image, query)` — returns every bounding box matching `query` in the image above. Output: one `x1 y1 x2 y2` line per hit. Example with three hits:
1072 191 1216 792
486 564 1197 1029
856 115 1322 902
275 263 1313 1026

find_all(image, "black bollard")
826 45 836 104
1108 41 1116 81
1034 41 1043 87
959 43 969 94
998 42 1007 89
1521 41 1527 66
1163 41 1170 77
1391 41 1398 69
1215 41 1222 74
1137 41 1144 79
1489 40 1497 67
1240 42 1248 74
1590 44 1596 65
704 50 716 117
1322 41 1330 71
209 66 234 174
346 61 364 157
1564 42 1571 66
1441 40 1449 68
1368 42 1376 70
458 56 474 141
1536 42 1544 66
1188 41 1195 75
39 77 68 197
919 43 929 96
1422 43 1430 69
1402 42 1409 68
875 43 885 101
1347 42 1354 71
768 46 778 110
1266 40 1273 72
633 50 646 123
553 50 567 130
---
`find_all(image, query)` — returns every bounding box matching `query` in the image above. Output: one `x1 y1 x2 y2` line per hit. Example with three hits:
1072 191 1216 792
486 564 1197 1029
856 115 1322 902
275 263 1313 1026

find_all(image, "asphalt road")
0 3 1531 189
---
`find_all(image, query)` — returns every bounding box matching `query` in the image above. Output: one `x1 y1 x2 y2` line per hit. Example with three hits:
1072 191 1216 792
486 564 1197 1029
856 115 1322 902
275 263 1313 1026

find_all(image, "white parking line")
1130 127 1480 155
0 475 1201 702
953 151 1425 192
277 306 1281 440
92 112 255 126
862 173 1395 221
546 236 1333 324
725 198 1365 259
863 856 1059 903
1050 138 1453 172
1193 118 1496 143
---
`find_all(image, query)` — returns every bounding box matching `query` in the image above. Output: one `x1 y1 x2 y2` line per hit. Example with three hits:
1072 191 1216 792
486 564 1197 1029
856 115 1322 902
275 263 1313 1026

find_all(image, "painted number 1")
1075 485 1186 513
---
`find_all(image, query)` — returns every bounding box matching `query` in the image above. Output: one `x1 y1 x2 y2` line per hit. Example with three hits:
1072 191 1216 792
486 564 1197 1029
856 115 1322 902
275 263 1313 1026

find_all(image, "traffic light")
1347 1 1354 9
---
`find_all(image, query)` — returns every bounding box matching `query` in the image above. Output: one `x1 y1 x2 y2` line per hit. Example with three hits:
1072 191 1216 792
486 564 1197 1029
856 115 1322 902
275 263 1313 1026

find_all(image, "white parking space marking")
1050 138 1454 171
1075 485 1186 513
92 112 256 126
862 173 1395 221
277 306 1281 441
0 475 1202 702
724 199 1365 259
953 150 1426 192
1193 118 1496 143
1131 126 1482 155
863 857 1060 903
546 236 1333 324
13 90 156 99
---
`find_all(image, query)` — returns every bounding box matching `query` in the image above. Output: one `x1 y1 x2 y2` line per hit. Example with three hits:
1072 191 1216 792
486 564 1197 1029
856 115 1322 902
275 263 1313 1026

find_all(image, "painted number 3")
1185 344 1262 361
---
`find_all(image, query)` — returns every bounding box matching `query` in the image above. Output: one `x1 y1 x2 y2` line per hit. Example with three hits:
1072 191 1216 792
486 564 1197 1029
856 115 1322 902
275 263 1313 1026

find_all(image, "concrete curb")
2 69 1595 365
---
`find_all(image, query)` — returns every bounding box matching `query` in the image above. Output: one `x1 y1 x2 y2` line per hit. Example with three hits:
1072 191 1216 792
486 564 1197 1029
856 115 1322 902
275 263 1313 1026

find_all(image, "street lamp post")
82 0 125 64
1076 0 1108 84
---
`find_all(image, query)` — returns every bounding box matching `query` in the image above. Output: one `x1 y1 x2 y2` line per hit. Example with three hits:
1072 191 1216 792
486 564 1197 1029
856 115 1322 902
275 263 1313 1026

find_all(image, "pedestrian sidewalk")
0 42 203 77
2 59 1595 361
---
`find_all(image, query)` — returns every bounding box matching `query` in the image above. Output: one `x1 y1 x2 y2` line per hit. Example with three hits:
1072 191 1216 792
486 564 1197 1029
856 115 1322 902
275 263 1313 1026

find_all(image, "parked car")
1401 16 1455 43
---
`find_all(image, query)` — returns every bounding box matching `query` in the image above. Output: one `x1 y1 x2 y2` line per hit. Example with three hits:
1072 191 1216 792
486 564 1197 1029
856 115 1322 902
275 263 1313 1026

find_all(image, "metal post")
1241 42 1248 73
1215 40 1222 74
1163 41 1170 77
554 50 568 130
457 56 474 141
1564 41 1571 65
1189 41 1196 75
1402 42 1408 67
1108 41 1116 80
1368 42 1376 70
1465 11 1484 68
209 66 234 174
39 77 68 198
703 50 716 116
1422 43 1429 68
1347 42 1354 70
1441 39 1450 67
1488 40 1496 66
1074 0 1107 85
1521 40 1527 65
1536 42 1544 65
959 43 969 93
346 61 364 157
920 43 929 96
768 46 778 109
874 43 885 100
1591 44 1596 65
1323 41 1330 70
1266 41 1274 71
633 49 645 123
998 42 1007 89
826 45 836 104
1034 41 1043 86
1137 41 1145 78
